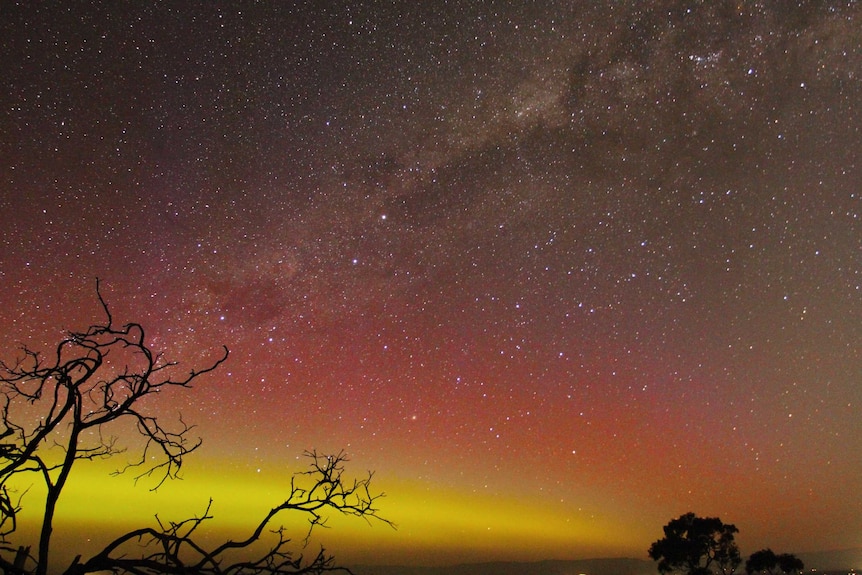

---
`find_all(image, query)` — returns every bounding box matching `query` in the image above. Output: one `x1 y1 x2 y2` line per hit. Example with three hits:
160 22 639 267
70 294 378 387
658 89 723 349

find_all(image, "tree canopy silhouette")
745 549 804 575
648 512 741 575
0 281 391 575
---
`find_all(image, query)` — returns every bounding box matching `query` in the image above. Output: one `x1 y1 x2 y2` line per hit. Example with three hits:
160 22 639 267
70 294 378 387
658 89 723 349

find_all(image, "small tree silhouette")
746 549 804 575
0 281 391 575
648 512 741 575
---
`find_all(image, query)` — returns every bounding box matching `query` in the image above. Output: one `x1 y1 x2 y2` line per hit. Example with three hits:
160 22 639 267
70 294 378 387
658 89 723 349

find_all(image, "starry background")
1 0 860 569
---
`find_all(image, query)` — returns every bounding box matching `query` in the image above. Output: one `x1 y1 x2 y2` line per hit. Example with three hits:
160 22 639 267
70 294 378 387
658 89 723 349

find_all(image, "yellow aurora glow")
14 455 645 569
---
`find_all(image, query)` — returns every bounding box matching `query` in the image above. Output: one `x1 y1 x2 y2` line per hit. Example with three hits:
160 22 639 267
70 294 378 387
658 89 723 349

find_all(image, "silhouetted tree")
0 281 391 575
746 549 804 575
649 512 741 575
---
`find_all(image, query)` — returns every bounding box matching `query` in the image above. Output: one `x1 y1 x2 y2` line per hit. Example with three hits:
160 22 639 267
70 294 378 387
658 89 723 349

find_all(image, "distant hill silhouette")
799 548 862 571
353 549 862 575
353 557 655 575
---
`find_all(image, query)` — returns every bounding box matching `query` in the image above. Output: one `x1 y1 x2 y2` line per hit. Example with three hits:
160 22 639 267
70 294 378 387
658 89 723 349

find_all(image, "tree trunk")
36 423 80 575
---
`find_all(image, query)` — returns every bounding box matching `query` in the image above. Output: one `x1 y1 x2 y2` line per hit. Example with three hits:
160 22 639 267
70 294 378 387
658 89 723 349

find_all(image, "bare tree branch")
0 281 229 575
0 282 391 575
63 452 393 575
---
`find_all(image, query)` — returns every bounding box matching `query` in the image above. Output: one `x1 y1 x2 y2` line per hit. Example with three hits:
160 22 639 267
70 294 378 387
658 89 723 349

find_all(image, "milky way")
1 1 860 567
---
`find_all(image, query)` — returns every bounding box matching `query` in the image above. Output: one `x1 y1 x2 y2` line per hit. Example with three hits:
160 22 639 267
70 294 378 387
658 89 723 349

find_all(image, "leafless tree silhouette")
0 281 391 575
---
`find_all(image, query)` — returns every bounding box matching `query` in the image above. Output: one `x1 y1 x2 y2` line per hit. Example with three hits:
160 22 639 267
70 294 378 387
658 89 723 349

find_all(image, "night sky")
1 1 860 569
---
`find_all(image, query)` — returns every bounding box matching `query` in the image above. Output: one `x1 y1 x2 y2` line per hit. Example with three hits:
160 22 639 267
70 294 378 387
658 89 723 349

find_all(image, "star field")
1 1 860 567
